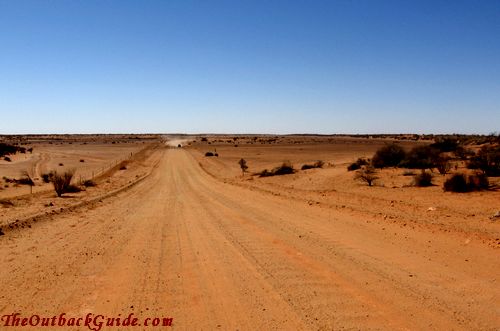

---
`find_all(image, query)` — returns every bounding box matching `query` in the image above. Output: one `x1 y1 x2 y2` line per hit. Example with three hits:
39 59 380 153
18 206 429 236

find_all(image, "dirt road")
1 148 498 330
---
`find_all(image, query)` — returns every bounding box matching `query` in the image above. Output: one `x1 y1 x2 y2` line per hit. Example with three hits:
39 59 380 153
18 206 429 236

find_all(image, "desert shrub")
454 146 475 160
347 158 368 171
58 163 64 166
119 165 127 170
467 173 489 190
214 153 219 157
436 156 451 175
80 159 85 163
3 176 14 183
272 161 294 175
257 161 295 177
41 172 54 183
301 160 324 170
372 144 406 168
399 145 439 170
4 156 11 162
467 145 500 176
65 184 82 193
0 143 21 157
238 158 248 175
201 137 208 142
82 179 96 187
443 174 468 192
430 138 459 153
354 166 378 186
413 171 433 187
17 176 34 186
51 170 75 197
257 169 272 177
205 152 214 157
347 162 360 171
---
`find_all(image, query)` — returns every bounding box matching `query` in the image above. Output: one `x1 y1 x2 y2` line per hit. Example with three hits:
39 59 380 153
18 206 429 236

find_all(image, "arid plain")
0 134 499 330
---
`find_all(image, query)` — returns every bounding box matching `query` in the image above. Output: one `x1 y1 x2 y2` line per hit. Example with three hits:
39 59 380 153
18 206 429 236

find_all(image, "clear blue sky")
1 0 499 134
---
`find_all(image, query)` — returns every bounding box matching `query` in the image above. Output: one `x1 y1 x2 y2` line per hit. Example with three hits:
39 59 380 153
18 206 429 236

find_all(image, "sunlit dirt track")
1 148 498 330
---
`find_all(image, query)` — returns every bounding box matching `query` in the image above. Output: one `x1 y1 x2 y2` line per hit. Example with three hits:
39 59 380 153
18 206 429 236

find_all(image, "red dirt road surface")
1 148 499 330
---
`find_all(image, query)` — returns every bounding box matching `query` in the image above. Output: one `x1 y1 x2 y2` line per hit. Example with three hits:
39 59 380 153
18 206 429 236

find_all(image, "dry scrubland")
191 135 500 248
0 134 499 330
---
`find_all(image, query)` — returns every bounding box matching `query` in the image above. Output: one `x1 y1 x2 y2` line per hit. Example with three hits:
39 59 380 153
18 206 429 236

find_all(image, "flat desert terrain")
0 135 499 330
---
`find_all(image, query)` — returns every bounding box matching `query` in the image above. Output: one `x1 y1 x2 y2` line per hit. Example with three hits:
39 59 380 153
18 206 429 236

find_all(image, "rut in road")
0 148 498 330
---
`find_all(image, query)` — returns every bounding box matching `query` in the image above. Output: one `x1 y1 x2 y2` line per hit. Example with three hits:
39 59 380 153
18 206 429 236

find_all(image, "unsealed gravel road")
1 148 498 330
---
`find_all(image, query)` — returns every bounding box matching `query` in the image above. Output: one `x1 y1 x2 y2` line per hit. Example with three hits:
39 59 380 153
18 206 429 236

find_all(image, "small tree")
238 158 248 175
436 156 451 175
354 166 378 186
372 144 406 168
467 145 500 176
399 145 439 171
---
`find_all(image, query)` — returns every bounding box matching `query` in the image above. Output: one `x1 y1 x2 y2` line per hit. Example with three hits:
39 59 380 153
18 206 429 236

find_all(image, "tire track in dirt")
0 149 498 330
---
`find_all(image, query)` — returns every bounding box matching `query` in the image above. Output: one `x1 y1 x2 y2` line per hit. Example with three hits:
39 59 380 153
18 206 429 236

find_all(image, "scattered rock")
427 207 436 212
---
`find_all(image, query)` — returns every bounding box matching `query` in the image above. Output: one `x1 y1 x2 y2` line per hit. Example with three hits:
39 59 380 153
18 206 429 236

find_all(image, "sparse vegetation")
467 144 500 176
347 158 369 171
436 156 451 175
0 143 25 157
443 174 468 192
430 137 459 153
413 171 433 187
372 144 406 168
238 158 248 175
301 160 324 170
354 166 378 186
257 161 295 177
41 172 54 183
399 145 439 171
82 179 96 187
443 173 489 192
467 173 489 190
51 170 75 197
18 171 35 187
